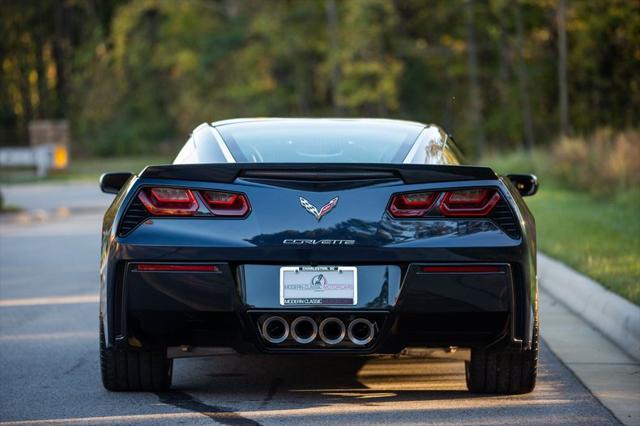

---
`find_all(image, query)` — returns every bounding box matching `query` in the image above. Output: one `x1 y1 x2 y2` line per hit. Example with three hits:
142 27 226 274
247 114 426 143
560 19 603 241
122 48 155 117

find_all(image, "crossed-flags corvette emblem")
299 196 339 221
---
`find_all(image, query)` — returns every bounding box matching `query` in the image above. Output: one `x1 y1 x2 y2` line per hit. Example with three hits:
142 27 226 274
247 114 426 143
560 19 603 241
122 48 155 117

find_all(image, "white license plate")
280 266 357 306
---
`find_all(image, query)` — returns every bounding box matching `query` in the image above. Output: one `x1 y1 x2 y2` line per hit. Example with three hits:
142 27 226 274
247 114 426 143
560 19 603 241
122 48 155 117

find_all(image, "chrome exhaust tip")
291 316 318 344
261 316 289 344
318 317 346 345
347 318 375 346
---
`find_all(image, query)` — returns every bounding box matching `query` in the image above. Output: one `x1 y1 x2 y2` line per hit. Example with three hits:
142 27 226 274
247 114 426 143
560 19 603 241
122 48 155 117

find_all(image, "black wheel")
465 322 538 394
100 321 172 391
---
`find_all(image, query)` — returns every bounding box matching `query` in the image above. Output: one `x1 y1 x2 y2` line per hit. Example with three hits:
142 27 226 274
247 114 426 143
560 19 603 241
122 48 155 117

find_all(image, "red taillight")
389 192 437 217
137 264 220 272
202 191 250 217
439 189 500 216
138 187 199 216
420 265 502 273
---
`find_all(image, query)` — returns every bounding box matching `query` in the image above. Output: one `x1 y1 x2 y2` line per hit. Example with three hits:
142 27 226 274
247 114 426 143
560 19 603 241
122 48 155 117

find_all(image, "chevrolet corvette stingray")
99 118 539 394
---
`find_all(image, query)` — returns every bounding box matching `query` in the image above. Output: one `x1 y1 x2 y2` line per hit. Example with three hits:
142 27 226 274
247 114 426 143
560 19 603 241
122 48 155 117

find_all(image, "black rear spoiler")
139 163 497 184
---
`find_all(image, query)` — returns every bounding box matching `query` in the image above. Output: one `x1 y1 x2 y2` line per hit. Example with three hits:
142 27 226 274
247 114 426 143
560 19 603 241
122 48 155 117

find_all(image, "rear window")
216 120 423 163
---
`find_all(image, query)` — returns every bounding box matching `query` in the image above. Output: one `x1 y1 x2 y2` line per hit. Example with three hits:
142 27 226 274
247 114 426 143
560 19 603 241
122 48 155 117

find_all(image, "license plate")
280 266 357 306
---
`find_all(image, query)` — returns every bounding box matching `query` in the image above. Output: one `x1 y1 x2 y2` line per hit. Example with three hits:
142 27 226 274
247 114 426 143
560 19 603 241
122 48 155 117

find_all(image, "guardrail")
0 144 68 177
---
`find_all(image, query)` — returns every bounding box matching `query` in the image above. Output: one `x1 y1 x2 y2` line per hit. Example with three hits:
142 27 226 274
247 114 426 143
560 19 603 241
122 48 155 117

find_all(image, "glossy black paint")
99 172 133 194
99 118 538 356
139 163 497 184
399 265 512 313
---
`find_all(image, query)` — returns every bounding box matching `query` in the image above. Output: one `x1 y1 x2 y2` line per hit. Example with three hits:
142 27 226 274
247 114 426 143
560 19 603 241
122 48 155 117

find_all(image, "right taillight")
202 190 251 217
439 188 500 216
138 187 199 216
388 192 437 217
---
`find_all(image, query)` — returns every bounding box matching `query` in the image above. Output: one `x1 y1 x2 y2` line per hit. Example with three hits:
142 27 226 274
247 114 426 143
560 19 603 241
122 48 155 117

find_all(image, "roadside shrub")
480 148 551 178
483 128 640 197
552 129 640 195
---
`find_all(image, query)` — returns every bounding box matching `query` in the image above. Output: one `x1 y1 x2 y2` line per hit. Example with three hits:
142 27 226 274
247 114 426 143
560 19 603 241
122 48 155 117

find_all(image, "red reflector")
137 264 220 272
420 265 502 273
138 187 199 216
439 189 500 217
201 191 250 217
388 192 438 218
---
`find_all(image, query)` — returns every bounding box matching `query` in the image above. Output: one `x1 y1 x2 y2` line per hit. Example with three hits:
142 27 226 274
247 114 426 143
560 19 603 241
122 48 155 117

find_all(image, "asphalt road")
1 182 113 212
0 208 620 425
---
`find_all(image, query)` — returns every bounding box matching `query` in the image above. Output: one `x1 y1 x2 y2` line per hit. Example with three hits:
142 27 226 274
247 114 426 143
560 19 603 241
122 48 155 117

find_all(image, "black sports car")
99 118 539 394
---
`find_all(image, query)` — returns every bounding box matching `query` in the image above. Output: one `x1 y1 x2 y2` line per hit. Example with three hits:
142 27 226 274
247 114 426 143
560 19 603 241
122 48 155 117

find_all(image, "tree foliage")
1 0 638 156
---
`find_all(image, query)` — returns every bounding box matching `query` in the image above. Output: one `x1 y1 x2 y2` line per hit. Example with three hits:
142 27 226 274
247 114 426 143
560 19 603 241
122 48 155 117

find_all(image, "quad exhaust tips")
291 316 318 344
347 318 375 346
319 317 346 345
260 316 375 346
261 316 289 344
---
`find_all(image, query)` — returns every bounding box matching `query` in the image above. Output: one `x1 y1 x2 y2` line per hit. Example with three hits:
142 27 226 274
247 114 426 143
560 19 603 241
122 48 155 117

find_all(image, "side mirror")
100 172 133 194
507 174 538 196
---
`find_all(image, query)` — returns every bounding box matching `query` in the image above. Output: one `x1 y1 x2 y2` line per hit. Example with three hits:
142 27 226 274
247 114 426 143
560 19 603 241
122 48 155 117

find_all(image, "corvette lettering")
283 239 355 245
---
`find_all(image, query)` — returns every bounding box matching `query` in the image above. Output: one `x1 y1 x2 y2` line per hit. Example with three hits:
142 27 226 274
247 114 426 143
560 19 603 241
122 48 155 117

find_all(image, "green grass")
527 187 639 305
0 156 172 184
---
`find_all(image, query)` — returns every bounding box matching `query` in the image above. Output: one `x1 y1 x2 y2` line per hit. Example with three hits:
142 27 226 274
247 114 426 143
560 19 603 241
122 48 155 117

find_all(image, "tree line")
1 0 638 157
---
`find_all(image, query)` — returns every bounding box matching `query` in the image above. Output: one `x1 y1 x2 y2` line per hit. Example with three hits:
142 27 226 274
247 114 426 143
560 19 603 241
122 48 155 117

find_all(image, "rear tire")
100 321 172 391
465 322 538 394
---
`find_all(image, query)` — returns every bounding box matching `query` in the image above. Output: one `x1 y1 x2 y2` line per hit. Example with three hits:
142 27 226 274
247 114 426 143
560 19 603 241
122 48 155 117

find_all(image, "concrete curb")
538 252 640 362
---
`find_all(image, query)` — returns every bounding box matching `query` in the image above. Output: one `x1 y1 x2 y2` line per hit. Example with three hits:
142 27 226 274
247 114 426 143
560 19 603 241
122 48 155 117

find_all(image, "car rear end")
99 120 538 394
104 166 535 353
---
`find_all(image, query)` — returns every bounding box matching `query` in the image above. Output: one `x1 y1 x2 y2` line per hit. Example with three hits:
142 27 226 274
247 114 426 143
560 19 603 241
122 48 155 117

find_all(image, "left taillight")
388 192 438 217
137 187 251 217
138 187 199 216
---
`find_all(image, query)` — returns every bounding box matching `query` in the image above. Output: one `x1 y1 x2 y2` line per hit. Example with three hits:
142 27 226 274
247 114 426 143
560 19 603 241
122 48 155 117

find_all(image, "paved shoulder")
541 288 640 425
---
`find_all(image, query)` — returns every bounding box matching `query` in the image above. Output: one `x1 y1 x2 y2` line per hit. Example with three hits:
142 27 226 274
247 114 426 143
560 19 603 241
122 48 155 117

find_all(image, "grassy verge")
0 156 172 184
484 151 640 305
526 187 640 305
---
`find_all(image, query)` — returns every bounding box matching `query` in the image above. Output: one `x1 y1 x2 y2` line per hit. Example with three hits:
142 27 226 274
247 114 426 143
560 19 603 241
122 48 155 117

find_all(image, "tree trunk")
17 55 33 141
514 0 535 151
0 44 18 145
325 0 343 116
497 2 511 107
34 33 48 119
52 2 66 118
557 0 570 135
466 0 485 154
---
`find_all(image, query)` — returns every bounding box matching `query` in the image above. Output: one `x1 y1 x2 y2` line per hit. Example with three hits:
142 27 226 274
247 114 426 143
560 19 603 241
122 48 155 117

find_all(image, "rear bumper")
107 257 529 354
